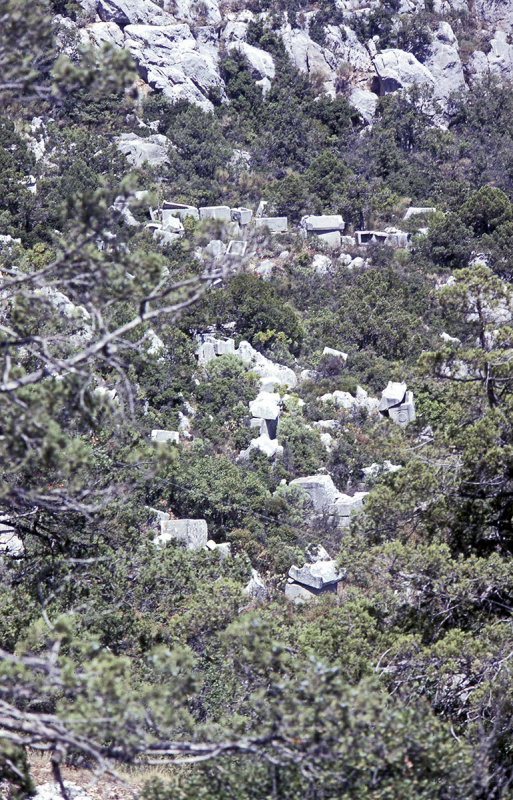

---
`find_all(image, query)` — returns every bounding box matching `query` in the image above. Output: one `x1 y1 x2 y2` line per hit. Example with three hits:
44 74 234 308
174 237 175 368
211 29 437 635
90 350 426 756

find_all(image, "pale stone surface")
378 381 407 411
254 217 288 233
318 231 341 250
285 582 317 603
151 429 179 444
235 341 297 390
34 782 93 800
425 23 466 107
374 49 435 95
289 474 340 513
349 87 378 123
312 254 332 274
123 24 221 111
240 433 283 459
199 205 231 222
322 346 348 361
116 132 170 167
0 523 23 556
301 214 344 232
97 0 173 26
289 559 343 590
249 391 280 421
156 519 208 550
403 206 436 220
233 42 275 81
243 568 268 601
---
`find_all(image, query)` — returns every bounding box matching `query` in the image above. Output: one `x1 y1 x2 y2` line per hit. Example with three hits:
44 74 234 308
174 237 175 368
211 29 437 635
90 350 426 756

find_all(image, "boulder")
284 581 318 603
322 346 348 361
289 474 340 513
249 391 280 420
240 433 283 459
312 254 332 274
349 86 378 123
156 519 208 550
116 132 170 167
330 491 368 521
378 381 407 411
288 559 344 590
243 568 268 601
373 49 434 95
235 340 297 390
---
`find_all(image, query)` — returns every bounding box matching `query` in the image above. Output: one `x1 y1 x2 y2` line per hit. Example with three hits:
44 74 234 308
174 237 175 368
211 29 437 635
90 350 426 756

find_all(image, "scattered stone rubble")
197 335 297 392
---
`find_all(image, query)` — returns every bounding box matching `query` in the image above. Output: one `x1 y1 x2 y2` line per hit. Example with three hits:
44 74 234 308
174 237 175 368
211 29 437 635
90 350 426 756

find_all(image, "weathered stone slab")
199 205 231 222
289 475 339 513
151 429 179 444
288 559 344 590
254 217 288 233
156 519 208 550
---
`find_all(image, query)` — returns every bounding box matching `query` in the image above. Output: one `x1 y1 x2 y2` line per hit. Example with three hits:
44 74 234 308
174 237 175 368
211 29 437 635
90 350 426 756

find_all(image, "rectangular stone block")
157 519 208 551
199 205 231 222
254 217 288 233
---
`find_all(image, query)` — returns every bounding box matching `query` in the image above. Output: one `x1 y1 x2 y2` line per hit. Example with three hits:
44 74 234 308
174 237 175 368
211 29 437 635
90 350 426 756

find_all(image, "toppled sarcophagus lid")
287 558 345 595
378 381 415 427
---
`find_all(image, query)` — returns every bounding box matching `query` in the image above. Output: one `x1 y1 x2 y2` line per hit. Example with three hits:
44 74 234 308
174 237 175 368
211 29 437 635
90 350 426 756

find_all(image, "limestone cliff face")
68 0 513 120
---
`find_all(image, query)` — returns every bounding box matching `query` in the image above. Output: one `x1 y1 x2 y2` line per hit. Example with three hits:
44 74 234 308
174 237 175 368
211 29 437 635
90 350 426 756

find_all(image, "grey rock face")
349 87 378 123
425 23 465 107
116 132 170 167
233 42 275 82
373 49 434 95
473 0 513 33
97 0 173 26
156 519 208 550
123 23 222 111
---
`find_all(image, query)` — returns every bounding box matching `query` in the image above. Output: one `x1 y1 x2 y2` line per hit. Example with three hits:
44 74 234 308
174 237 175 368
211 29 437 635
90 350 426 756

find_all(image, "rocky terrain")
60 0 513 120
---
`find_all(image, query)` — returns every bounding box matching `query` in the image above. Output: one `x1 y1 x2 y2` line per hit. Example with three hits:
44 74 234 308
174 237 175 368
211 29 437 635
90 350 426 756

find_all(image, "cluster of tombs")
146 200 436 253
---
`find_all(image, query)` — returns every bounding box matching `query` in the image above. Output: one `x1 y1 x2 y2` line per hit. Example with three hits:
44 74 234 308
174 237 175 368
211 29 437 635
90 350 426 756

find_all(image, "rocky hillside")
61 0 513 120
